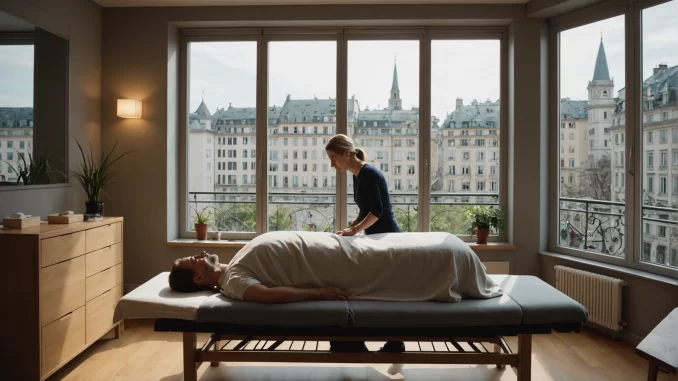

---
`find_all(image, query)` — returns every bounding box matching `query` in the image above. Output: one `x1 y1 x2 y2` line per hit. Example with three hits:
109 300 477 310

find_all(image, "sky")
1 0 675 114
188 39 499 123
560 0 678 100
0 45 34 107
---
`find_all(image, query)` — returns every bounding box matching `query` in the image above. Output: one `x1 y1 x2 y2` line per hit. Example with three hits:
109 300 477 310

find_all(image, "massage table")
114 272 588 381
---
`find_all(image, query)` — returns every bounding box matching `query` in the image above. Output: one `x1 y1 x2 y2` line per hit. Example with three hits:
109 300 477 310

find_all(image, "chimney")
654 63 669 75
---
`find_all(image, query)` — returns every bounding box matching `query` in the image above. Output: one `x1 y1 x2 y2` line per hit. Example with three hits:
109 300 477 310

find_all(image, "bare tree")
561 154 611 201
584 154 612 201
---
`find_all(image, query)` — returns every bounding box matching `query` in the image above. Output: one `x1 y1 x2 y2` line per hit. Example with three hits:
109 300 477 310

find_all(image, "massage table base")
115 273 587 381
168 326 540 381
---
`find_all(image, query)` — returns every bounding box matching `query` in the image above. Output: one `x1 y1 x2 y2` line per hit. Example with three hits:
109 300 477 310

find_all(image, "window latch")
628 145 634 177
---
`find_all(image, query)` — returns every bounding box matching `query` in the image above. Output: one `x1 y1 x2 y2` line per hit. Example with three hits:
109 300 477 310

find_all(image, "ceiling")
0 11 34 32
94 0 528 7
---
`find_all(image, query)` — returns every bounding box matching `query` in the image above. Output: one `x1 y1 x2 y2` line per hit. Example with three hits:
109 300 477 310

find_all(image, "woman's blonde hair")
325 134 366 161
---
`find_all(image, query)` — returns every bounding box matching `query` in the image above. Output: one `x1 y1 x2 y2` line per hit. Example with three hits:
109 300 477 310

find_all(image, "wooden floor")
47 319 675 381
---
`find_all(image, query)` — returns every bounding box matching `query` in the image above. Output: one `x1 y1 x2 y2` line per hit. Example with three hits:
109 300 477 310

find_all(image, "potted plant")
71 139 134 216
2 152 65 186
464 205 505 244
192 207 212 240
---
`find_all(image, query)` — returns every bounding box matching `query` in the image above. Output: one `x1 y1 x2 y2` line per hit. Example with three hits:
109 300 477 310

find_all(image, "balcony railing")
189 191 500 234
559 197 625 256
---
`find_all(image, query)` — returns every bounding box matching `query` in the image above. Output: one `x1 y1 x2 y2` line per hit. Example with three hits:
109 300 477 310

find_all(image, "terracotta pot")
475 228 490 244
195 224 208 240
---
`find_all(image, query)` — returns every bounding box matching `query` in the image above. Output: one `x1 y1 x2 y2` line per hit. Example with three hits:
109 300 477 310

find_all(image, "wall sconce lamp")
117 99 142 118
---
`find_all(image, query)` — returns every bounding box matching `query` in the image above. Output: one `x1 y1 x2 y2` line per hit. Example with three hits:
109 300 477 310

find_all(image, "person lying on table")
168 231 502 351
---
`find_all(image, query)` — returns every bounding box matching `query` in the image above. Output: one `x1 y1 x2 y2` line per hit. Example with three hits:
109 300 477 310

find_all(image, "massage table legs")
180 333 534 381
183 332 198 381
211 340 221 367
517 334 532 381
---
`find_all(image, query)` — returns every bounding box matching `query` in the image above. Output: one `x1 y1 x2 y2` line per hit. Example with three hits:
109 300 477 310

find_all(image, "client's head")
169 251 222 292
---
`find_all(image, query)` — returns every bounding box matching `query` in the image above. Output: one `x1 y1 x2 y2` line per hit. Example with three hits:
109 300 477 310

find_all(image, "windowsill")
169 239 518 251
540 251 678 287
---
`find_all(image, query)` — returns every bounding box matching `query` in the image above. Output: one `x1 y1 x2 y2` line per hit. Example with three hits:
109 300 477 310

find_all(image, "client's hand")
316 287 350 301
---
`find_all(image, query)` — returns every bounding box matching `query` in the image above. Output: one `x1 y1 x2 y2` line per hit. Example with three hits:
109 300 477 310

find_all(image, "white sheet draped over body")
220 231 503 302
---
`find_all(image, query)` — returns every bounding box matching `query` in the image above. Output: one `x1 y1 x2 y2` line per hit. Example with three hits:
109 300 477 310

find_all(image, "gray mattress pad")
115 273 588 328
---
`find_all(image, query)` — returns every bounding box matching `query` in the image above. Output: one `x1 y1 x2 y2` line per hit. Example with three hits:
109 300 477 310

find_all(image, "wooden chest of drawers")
0 217 124 381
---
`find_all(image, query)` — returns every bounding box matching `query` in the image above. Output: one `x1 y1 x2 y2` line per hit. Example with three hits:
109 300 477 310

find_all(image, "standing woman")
325 134 404 353
326 134 401 237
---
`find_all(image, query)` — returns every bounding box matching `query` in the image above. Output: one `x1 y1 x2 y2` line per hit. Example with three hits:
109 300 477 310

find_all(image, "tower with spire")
389 60 402 110
586 36 615 165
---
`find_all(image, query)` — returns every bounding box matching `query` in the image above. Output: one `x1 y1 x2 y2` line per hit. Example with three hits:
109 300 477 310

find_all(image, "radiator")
554 265 626 332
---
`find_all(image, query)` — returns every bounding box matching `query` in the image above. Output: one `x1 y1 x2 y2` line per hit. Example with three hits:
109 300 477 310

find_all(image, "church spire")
592 38 611 81
391 58 400 92
388 58 402 110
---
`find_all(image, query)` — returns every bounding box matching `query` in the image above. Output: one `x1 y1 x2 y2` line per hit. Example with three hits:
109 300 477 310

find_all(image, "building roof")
212 105 256 121
643 64 678 106
194 100 212 119
592 39 611 81
441 99 499 128
0 107 33 128
560 99 588 120
357 108 419 123
279 96 336 123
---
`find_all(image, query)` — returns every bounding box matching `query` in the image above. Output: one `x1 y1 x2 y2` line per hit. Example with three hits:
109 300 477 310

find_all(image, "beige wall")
540 254 678 344
0 0 101 216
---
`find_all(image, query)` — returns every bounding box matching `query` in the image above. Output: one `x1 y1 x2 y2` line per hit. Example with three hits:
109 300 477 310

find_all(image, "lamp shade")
117 99 142 118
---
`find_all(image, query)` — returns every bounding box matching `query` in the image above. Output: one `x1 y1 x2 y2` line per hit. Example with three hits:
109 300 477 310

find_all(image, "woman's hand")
315 287 350 301
337 226 358 236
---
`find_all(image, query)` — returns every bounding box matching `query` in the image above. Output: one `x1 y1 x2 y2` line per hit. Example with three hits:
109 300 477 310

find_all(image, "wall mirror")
0 10 68 188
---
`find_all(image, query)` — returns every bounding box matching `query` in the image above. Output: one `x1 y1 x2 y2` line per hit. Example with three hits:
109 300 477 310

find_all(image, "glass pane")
640 0 678 269
558 16 626 257
0 45 34 184
347 41 419 232
431 40 501 235
187 41 257 233
268 41 337 232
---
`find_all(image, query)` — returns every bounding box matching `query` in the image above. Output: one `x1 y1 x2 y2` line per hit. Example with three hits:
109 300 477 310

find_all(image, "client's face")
178 251 220 281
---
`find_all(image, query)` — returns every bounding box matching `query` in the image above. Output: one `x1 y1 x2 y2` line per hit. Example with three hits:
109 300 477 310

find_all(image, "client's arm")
243 284 350 304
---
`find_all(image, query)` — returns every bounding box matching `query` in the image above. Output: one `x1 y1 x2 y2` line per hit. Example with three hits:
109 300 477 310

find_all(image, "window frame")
179 26 508 242
549 0 678 279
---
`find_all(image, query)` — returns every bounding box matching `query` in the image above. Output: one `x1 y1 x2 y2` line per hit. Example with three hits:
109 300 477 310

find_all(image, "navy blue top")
353 164 401 235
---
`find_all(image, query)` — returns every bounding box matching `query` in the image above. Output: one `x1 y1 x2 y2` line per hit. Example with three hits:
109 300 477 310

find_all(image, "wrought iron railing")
559 197 678 268
559 197 625 256
189 191 500 234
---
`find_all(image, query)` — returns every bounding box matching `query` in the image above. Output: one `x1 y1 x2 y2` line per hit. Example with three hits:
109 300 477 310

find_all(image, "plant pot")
85 201 104 215
195 224 208 240
475 228 490 244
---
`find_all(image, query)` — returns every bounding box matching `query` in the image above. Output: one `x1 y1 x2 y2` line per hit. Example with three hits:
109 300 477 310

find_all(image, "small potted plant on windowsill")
464 205 505 244
193 207 212 241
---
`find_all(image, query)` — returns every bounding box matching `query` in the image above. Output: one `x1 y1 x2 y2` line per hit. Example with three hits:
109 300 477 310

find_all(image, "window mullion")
626 1 641 267
418 29 431 232
256 36 269 234
336 32 348 230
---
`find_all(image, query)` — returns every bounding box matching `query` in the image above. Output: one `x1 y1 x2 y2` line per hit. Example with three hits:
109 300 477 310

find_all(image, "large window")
640 0 678 270
347 40 419 232
431 39 502 236
0 44 34 183
181 28 506 241
557 15 626 258
552 0 678 277
268 40 337 233
186 41 257 235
